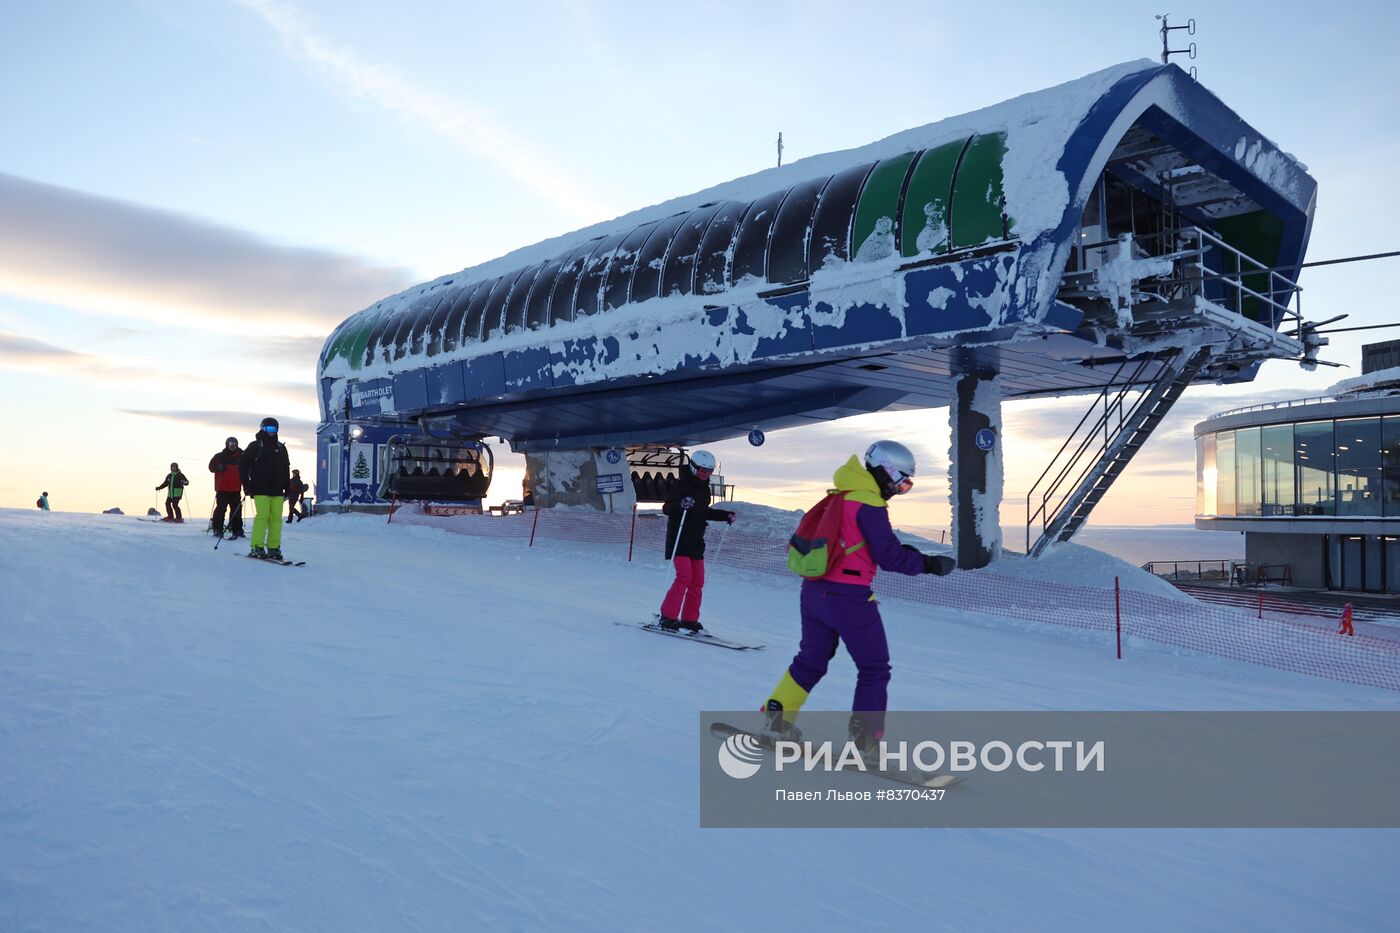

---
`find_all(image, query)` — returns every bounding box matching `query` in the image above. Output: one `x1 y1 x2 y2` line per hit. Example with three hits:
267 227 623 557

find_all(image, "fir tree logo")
352 450 371 480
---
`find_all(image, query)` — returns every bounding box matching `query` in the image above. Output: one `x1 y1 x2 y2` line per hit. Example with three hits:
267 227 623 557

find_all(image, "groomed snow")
2 508 1396 931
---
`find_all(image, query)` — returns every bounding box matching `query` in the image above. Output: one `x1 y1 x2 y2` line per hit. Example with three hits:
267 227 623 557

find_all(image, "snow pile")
4 509 1396 931
1328 365 1400 396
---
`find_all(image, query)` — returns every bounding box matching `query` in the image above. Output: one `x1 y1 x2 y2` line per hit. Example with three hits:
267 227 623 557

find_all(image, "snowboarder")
762 440 955 758
286 468 308 522
155 463 189 522
1339 602 1355 637
657 450 735 633
208 437 245 538
36 492 50 511
240 416 291 560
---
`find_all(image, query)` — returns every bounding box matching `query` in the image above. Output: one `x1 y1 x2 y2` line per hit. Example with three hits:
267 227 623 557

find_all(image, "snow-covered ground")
2 508 1397 932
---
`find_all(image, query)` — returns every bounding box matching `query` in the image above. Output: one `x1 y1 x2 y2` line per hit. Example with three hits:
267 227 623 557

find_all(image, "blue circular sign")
975 428 996 452
748 429 766 447
605 447 623 464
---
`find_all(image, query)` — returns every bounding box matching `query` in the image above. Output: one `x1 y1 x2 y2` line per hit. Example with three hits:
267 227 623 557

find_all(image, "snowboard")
710 721 961 789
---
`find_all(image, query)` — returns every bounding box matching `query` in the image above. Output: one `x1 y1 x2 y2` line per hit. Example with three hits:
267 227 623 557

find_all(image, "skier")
1339 602 1355 637
36 492 50 511
657 450 735 633
155 463 189 522
286 468 308 522
762 440 955 758
208 437 245 538
240 416 291 560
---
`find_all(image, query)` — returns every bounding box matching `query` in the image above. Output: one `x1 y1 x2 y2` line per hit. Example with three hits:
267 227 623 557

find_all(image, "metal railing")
1205 396 1335 421
1063 226 1304 331
1143 559 1234 581
1025 353 1161 553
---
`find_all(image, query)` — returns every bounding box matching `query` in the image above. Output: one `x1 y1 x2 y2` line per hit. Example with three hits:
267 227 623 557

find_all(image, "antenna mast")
1156 13 1198 79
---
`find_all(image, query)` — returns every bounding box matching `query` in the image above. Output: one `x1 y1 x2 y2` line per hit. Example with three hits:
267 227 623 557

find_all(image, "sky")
2 0 1398 530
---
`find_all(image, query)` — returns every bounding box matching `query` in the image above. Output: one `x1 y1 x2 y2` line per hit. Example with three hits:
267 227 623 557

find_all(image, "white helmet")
689 449 717 471
864 440 916 497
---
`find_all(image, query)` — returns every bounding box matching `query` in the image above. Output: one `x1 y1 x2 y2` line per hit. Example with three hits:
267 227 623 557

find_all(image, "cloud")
235 335 331 368
236 0 611 224
0 172 413 334
122 409 318 438
0 329 185 384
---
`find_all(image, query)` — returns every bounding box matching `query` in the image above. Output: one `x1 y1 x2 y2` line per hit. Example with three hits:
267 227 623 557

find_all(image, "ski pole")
712 521 730 563
667 507 688 561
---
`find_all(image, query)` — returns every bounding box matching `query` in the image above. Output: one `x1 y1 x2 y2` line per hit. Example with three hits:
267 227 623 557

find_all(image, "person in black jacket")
240 416 292 560
286 468 308 522
657 450 735 633
155 463 189 522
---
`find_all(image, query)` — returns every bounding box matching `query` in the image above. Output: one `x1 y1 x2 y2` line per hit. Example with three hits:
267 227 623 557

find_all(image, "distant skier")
36 492 50 511
657 450 735 633
208 437 246 538
762 440 955 758
286 468 308 522
241 416 291 560
155 463 189 522
1339 602 1355 637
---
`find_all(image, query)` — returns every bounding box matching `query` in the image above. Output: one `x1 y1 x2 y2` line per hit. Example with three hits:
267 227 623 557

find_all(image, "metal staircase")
1025 346 1211 558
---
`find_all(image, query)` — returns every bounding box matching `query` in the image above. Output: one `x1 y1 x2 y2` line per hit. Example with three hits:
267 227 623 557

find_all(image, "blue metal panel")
463 353 508 399
392 370 429 411
504 345 554 391
348 378 394 419
810 300 903 351
749 292 813 359
426 361 467 406
902 257 1007 337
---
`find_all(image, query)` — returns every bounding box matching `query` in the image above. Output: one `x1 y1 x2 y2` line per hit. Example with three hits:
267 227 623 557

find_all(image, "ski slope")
2 508 1397 932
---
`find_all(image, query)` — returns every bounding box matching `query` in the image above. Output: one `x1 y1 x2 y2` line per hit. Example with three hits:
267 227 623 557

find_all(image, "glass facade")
1198 415 1400 517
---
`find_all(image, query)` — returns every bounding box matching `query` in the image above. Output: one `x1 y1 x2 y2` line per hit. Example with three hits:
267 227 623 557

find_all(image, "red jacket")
209 448 243 493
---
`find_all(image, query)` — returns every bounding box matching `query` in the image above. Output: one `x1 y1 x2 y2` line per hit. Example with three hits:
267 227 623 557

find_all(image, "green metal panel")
344 307 394 370
899 138 968 257
949 133 1011 249
1214 210 1285 321
324 313 368 368
851 151 917 262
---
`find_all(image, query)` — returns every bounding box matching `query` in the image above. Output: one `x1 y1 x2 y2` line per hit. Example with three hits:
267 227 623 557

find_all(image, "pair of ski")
710 721 962 790
245 552 305 567
620 618 764 651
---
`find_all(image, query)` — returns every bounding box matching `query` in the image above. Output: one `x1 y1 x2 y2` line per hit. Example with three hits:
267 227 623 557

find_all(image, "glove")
680 496 696 510
726 512 736 525
922 554 956 576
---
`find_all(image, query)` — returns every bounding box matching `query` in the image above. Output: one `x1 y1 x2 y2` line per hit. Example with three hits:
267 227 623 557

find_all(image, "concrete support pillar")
523 448 637 513
949 356 1003 569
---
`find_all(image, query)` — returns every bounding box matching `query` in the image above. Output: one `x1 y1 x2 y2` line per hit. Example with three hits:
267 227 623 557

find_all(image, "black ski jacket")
661 466 733 560
240 436 291 497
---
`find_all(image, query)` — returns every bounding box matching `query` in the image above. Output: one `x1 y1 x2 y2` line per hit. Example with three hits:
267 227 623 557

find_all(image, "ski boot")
657 615 683 632
762 699 802 743
249 545 268 559
266 548 284 562
677 619 704 634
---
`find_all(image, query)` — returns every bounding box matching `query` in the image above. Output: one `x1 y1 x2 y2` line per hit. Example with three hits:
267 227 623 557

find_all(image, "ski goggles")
891 472 914 495
694 466 713 480
262 424 278 434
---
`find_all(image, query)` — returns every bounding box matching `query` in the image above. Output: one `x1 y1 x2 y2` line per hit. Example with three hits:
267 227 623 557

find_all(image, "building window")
1235 426 1261 516
1201 433 1217 515
1336 417 1383 516
1294 420 1335 516
1384 416 1400 517
1261 423 1295 516
326 441 341 497
1216 430 1236 516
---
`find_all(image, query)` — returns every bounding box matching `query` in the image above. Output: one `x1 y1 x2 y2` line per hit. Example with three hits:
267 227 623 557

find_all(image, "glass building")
1195 364 1400 592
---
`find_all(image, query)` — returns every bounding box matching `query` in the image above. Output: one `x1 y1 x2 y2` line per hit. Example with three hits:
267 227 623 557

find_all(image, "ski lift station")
315 59 1320 569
